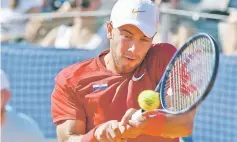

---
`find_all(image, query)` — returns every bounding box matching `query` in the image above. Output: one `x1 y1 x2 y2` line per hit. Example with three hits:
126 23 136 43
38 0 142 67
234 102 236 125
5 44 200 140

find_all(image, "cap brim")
112 20 156 38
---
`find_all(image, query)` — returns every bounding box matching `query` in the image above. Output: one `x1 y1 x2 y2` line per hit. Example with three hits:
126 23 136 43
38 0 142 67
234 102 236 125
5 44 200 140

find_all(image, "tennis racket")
132 33 219 119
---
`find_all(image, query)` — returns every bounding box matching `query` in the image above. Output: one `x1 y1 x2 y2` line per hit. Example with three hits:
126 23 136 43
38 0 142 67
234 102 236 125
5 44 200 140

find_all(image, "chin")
118 58 142 73
119 64 138 74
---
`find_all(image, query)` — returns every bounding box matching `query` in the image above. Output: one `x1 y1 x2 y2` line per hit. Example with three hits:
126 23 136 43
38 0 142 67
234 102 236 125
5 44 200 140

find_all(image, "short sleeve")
151 43 177 84
51 70 86 125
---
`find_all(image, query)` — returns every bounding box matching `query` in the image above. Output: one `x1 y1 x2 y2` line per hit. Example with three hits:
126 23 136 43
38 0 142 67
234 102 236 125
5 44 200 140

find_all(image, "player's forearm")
56 132 83 142
160 123 193 138
141 109 195 138
160 111 195 138
58 128 98 142
58 132 95 142
57 134 84 142
56 119 97 142
66 135 84 142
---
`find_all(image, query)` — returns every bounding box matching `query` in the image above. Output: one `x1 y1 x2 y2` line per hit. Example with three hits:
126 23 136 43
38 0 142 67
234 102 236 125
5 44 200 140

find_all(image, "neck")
104 52 121 74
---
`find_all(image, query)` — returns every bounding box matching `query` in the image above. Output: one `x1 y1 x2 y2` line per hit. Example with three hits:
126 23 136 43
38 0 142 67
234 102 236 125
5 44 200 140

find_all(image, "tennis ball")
138 90 160 111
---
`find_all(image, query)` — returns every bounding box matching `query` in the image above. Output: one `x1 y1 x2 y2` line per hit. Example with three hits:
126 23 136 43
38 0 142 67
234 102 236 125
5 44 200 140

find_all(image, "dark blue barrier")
192 54 237 142
1 43 99 138
229 0 237 8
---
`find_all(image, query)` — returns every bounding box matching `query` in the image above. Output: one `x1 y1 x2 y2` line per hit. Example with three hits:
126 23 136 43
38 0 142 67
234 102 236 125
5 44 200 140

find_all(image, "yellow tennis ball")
138 90 160 111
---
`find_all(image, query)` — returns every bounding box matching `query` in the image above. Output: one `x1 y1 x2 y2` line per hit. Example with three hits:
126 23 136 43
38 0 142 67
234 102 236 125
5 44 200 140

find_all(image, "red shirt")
51 43 178 142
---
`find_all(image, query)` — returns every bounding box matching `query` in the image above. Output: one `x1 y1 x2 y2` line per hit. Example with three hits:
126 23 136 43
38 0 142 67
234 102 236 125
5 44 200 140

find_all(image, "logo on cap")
132 9 145 14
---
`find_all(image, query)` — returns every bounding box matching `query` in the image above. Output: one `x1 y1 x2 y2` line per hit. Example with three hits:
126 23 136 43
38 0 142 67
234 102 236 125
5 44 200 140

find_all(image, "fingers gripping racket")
132 33 219 119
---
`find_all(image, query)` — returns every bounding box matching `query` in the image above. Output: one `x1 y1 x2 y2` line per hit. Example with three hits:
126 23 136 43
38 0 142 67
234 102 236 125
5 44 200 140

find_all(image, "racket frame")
155 33 219 115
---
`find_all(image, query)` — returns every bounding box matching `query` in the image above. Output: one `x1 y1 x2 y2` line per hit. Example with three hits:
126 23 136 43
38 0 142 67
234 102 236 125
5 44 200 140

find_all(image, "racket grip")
131 109 144 120
132 109 165 120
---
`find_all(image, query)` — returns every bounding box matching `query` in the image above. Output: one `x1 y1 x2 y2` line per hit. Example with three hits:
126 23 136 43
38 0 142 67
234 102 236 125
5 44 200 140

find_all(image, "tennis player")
51 0 196 141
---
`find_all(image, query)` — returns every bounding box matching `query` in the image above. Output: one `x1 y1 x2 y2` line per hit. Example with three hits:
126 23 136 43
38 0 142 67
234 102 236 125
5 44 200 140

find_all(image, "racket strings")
164 37 215 111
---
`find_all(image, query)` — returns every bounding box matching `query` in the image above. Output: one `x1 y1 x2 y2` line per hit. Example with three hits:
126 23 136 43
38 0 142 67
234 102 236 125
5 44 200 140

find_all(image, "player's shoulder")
59 58 94 73
151 43 177 53
147 43 177 60
55 57 97 85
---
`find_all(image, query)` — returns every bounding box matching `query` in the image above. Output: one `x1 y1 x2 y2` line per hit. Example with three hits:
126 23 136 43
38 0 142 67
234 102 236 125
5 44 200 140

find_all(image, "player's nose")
128 41 140 53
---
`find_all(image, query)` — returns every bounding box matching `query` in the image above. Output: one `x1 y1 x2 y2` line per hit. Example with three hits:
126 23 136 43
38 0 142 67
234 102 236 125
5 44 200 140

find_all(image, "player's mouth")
124 56 136 61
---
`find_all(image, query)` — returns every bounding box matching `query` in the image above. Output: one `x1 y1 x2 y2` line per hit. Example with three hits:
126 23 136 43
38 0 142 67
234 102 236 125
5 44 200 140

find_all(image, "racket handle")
131 109 167 120
131 109 144 120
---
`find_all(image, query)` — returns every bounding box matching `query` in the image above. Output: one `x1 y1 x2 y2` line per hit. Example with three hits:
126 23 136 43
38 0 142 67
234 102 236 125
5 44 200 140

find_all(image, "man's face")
107 23 153 73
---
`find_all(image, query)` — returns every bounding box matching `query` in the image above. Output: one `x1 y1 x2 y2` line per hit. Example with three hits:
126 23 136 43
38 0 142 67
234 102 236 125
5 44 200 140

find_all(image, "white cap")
1 70 10 91
110 0 159 38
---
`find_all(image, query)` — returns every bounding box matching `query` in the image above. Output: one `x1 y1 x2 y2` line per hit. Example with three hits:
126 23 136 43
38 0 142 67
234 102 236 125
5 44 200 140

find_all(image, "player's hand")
120 108 147 139
94 120 127 142
121 108 168 137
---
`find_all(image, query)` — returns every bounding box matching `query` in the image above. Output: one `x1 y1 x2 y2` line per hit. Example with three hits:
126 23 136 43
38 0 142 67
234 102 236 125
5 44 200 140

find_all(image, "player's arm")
56 119 127 142
52 68 125 142
56 119 85 142
122 107 196 138
51 69 90 142
160 108 196 138
139 108 196 138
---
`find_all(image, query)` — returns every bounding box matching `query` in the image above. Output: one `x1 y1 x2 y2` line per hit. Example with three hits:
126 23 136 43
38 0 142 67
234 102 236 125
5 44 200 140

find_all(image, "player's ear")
106 21 113 39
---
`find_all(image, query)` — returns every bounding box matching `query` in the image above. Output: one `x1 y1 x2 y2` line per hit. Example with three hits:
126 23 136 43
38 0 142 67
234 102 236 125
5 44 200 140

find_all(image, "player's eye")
125 35 132 38
122 34 132 40
141 38 149 42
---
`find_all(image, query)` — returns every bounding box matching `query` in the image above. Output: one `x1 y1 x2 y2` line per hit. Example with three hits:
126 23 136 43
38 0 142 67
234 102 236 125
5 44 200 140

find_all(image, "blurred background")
1 0 237 142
